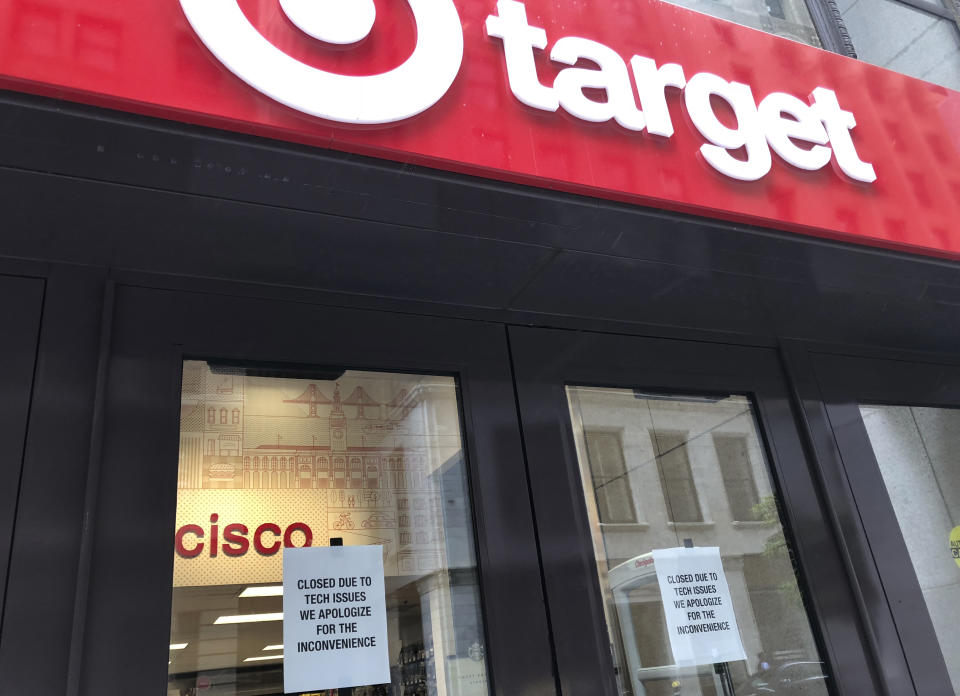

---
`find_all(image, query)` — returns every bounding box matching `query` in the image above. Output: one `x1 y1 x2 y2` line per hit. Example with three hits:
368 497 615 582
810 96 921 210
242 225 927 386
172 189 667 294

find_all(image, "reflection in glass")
585 430 637 523
567 387 829 696
168 361 488 696
859 405 960 695
839 0 960 91
653 0 821 46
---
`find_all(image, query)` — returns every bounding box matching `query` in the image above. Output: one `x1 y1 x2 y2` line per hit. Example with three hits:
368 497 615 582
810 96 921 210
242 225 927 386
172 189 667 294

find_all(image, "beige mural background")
173 361 457 588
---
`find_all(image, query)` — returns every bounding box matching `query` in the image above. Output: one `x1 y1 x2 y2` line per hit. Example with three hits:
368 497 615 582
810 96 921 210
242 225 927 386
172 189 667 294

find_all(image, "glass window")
714 435 761 522
584 430 638 523
840 0 960 91
859 404 960 694
652 0 822 46
169 361 489 696
653 431 704 524
567 387 829 696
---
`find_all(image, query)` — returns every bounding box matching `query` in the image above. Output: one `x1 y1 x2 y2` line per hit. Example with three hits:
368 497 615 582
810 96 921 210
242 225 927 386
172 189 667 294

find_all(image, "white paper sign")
283 545 390 693
651 546 747 666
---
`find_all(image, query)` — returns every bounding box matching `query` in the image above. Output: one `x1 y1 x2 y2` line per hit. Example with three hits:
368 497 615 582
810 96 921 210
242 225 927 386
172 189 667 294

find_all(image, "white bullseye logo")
180 0 464 124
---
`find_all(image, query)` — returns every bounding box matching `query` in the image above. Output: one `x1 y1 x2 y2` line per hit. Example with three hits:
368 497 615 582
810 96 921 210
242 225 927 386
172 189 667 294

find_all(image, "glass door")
77 286 555 696
811 352 960 696
168 363 487 696
509 327 880 696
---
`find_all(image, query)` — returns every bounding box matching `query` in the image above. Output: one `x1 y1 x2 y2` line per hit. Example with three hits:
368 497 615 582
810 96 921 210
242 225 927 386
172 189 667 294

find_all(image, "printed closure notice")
652 546 746 666
283 545 390 693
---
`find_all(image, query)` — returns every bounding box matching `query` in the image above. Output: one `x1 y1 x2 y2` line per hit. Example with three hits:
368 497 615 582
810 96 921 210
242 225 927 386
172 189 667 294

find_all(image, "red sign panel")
1 0 959 258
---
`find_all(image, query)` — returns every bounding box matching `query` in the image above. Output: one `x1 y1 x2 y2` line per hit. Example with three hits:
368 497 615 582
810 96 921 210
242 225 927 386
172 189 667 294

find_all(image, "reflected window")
567 387 829 696
585 430 637 523
714 435 761 522
766 0 786 20
658 0 821 46
653 431 703 524
841 0 960 91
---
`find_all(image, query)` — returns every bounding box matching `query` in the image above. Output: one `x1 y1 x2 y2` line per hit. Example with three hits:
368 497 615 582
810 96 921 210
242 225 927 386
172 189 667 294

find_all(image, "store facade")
0 1 958 695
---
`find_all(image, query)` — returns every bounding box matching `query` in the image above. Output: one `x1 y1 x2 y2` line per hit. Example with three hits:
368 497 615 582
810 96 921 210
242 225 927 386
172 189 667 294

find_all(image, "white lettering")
758 92 831 171
485 0 558 112
485 1 875 184
184 0 877 185
551 36 644 130
810 87 877 183
685 73 771 182
629 56 686 138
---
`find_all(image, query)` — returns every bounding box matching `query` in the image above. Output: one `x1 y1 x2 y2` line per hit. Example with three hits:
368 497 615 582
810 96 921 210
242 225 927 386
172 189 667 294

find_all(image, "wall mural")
174 361 465 587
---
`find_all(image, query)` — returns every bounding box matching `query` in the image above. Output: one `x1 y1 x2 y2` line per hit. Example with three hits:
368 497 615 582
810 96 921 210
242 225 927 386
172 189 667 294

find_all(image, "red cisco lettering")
209 513 219 558
175 524 204 558
174 518 315 557
283 522 313 549
222 523 249 557
254 522 282 556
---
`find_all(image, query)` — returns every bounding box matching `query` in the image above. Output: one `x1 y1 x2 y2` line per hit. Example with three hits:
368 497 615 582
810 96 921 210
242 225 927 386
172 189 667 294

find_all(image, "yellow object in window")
951 525 960 569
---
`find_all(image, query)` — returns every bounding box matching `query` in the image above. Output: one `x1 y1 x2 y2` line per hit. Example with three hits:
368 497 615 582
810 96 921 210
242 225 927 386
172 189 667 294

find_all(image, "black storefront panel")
0 274 43 618
74 287 555 696
0 84 958 696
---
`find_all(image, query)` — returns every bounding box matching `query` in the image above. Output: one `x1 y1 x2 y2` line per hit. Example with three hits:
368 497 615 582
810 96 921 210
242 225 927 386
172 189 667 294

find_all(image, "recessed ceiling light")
170 643 188 650
239 585 283 598
244 654 284 662
214 612 283 624
263 644 284 651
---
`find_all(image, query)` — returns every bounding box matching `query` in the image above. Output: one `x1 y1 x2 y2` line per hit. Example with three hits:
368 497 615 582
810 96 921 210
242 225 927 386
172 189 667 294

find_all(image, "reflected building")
568 388 825 696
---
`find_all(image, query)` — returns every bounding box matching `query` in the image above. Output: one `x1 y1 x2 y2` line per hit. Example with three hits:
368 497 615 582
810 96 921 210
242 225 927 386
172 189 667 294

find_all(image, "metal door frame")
75 282 555 696
508 326 884 696
802 349 960 696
